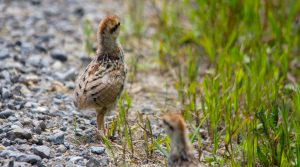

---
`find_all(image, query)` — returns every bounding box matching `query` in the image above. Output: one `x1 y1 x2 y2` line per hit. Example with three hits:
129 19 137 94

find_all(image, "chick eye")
110 22 120 33
163 120 174 131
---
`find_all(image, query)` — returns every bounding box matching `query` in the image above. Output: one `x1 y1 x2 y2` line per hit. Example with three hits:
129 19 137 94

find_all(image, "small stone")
18 154 41 164
90 146 105 155
75 130 84 137
57 145 66 153
32 127 42 134
47 131 64 144
73 7 85 17
17 144 31 152
31 0 41 5
60 127 67 131
22 117 32 126
0 150 41 164
0 110 13 119
6 127 32 140
32 138 43 145
2 138 11 146
32 106 48 113
86 157 100 167
51 50 68 62
68 156 83 163
32 146 50 159
27 55 43 68
7 161 32 167
0 48 10 60
33 120 46 134
0 144 5 150
1 88 12 99
35 45 47 53
90 119 96 125
99 157 109 166
55 68 76 81
15 138 27 144
0 71 11 83
39 122 46 131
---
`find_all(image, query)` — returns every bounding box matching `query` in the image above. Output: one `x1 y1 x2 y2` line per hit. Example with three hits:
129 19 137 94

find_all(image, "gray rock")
17 144 31 152
0 48 9 60
68 156 83 163
32 138 43 145
0 150 41 164
90 146 105 155
99 157 109 166
14 138 27 144
7 116 18 122
7 161 31 167
0 110 13 119
0 71 11 83
32 120 46 134
6 127 32 140
2 138 11 146
51 50 68 62
35 44 47 53
47 131 64 144
18 154 41 164
38 121 46 131
1 88 12 99
32 127 42 134
86 157 100 167
57 145 66 153
55 67 76 81
27 55 42 68
32 106 48 113
32 146 50 159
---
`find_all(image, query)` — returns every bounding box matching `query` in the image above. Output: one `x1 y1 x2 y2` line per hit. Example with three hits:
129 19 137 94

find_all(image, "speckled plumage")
74 15 126 131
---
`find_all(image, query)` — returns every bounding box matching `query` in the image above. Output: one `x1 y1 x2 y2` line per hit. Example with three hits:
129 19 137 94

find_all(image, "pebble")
32 145 50 159
32 106 48 113
15 139 27 144
0 71 11 83
86 157 100 167
32 138 43 145
68 156 83 163
0 150 41 164
7 161 31 167
47 131 65 144
0 48 10 60
99 157 109 166
57 145 66 153
0 110 14 119
2 138 12 146
90 146 105 155
55 67 76 81
27 55 43 68
6 127 32 140
18 154 42 164
1 88 12 99
51 50 68 62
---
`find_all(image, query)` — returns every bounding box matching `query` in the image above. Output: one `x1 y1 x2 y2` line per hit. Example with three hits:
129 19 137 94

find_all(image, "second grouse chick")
162 113 206 167
74 15 126 133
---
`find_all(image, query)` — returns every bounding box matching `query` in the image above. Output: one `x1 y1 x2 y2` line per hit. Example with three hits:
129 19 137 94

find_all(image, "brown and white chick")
162 113 205 167
74 15 126 134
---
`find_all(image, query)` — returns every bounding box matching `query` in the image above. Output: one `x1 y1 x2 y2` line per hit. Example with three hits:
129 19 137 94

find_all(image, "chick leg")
96 108 107 137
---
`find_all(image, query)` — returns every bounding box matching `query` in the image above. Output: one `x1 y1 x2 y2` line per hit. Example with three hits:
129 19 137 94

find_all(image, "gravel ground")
0 0 182 166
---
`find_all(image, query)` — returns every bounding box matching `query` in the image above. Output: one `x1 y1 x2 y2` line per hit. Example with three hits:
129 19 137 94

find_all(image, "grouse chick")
74 15 126 133
162 113 206 167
